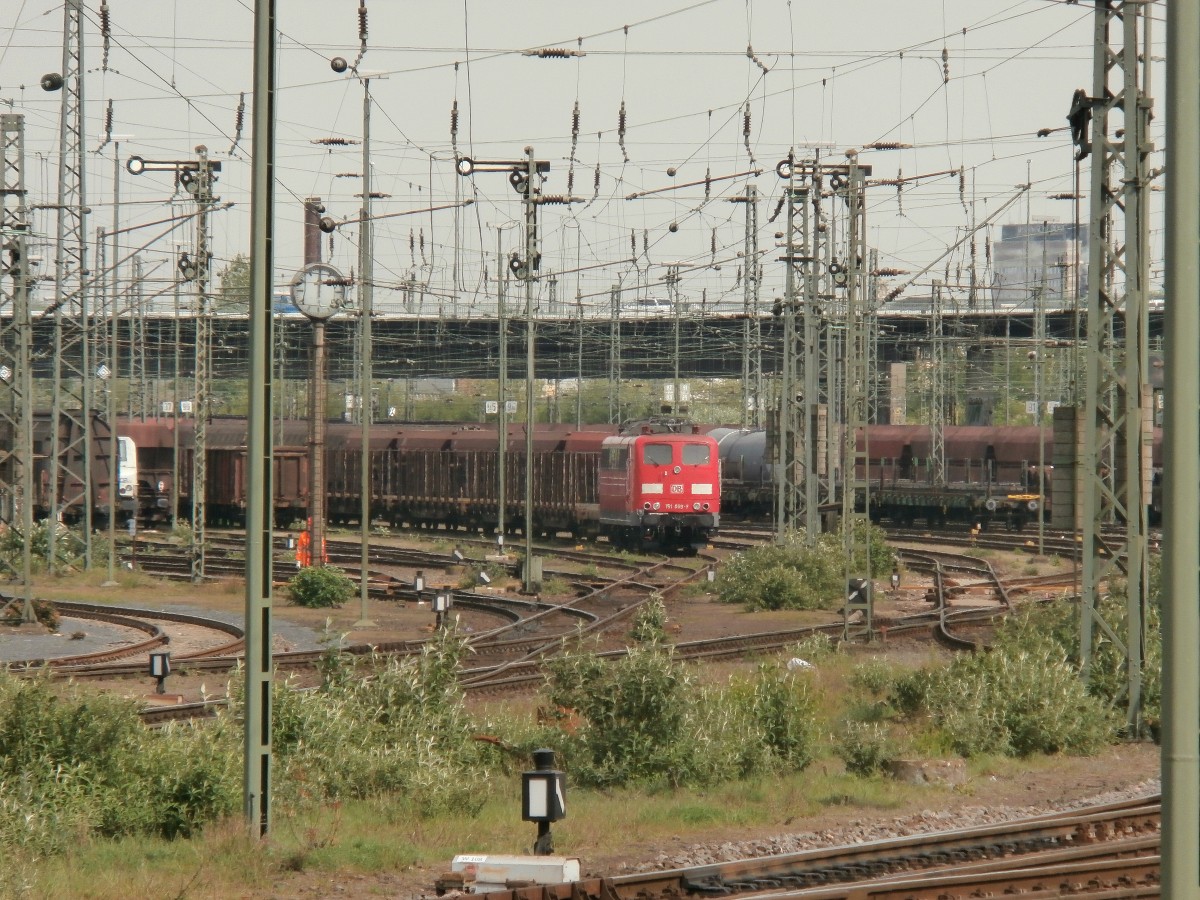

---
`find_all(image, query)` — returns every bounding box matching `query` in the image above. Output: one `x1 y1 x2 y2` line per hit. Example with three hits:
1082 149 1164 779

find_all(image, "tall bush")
0 674 240 859
233 625 495 813
287 564 355 608
542 644 818 787
986 566 1162 739
913 644 1117 757
716 527 894 611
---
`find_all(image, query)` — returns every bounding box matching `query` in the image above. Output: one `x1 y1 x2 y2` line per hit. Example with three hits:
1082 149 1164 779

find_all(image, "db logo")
671 484 684 494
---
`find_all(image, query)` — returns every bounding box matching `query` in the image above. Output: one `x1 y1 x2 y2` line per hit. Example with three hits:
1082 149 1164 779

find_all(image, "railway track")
453 794 1160 900
9 601 245 669
18 528 1074 725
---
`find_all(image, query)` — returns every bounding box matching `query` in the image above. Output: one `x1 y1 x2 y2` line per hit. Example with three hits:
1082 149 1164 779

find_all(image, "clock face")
290 263 346 320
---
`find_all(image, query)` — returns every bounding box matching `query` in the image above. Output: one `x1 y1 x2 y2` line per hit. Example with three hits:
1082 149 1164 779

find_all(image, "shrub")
287 565 355 608
540 644 819 788
0 520 84 573
989 567 1162 740
834 721 895 776
232 625 495 814
849 659 893 699
889 668 934 717
918 645 1117 757
0 674 240 859
715 527 895 612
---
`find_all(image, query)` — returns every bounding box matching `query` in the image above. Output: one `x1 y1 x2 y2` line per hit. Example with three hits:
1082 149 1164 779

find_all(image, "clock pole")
307 318 327 567
289 262 346 569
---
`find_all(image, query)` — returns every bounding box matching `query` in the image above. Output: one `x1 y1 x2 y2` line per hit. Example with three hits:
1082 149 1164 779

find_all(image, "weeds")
629 596 668 644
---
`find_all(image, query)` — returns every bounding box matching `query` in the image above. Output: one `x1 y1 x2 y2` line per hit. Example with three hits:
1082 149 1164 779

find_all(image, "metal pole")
523 147 538 592
244 0 277 837
0 113 37 621
609 285 620 424
1036 236 1046 556
1161 0 1200 889
47 0 90 573
17 201 34 622
356 77 374 627
107 237 119 582
670 266 681 416
1079 0 1152 726
191 147 214 583
497 225 508 548
573 222 583 429
776 171 796 542
308 321 327 563
107 144 121 580
803 176 820 541
171 251 180 527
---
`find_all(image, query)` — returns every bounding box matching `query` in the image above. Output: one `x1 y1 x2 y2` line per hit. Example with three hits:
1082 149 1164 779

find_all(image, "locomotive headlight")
673 465 681 474
653 502 661 511
643 502 652 510
693 502 700 511
702 503 710 511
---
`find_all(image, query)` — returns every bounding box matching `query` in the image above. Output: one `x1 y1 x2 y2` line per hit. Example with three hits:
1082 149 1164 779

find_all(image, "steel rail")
459 797 1160 900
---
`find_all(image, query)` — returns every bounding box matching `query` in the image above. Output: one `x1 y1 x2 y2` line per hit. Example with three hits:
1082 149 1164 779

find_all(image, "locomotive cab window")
681 444 710 465
643 443 673 466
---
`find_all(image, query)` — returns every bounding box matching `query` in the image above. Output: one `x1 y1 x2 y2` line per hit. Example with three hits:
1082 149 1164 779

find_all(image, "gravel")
619 778 1162 874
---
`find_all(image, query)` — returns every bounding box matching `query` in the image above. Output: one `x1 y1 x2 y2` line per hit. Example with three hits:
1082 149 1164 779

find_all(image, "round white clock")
289 263 347 320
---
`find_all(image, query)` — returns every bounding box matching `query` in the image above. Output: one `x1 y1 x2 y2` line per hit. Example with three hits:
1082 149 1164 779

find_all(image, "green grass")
18 755 979 899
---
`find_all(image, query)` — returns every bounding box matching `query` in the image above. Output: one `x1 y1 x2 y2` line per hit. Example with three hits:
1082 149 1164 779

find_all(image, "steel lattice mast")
1078 0 1154 730
47 0 93 569
0 113 37 622
841 156 872 639
190 147 217 583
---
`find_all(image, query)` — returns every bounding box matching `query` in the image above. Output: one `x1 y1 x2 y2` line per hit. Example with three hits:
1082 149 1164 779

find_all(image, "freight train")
20 413 1163 543
0 413 139 528
712 425 1052 529
713 423 1164 530
120 417 721 553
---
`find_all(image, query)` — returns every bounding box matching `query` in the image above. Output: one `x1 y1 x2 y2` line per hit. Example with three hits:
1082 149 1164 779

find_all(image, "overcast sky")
1 0 1167 316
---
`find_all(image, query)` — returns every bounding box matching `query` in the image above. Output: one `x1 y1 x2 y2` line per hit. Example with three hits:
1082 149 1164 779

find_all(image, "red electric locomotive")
117 416 720 553
599 426 720 553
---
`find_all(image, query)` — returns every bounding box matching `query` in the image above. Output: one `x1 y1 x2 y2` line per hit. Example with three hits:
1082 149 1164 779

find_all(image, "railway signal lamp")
149 651 171 695
433 591 451 628
414 571 425 595
522 748 565 856
847 578 871 608
451 548 465 564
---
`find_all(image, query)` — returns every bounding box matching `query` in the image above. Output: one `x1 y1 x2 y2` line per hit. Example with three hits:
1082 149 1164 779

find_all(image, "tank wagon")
710 424 1058 530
